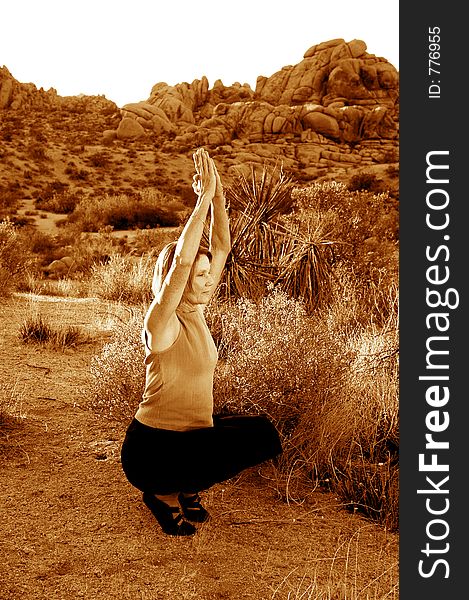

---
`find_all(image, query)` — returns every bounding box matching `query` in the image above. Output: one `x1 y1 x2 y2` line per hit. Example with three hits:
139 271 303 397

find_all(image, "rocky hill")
0 38 398 211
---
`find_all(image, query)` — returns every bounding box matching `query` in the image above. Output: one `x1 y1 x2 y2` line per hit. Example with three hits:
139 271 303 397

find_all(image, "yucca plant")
274 219 335 310
220 164 294 300
215 165 334 310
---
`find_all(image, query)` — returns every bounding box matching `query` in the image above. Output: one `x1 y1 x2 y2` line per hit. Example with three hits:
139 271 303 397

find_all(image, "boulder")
43 256 77 279
302 111 340 139
116 117 145 140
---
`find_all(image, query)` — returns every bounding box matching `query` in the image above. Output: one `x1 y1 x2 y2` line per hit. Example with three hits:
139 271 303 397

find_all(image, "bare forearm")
176 193 212 266
210 195 231 254
174 148 218 265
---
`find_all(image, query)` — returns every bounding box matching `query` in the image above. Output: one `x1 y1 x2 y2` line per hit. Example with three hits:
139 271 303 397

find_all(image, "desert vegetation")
1 165 399 534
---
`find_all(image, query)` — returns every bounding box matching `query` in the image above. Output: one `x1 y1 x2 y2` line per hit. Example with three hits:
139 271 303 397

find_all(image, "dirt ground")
0 294 399 600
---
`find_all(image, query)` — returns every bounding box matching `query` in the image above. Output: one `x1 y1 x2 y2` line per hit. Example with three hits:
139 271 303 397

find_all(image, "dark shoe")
142 493 196 536
178 493 210 523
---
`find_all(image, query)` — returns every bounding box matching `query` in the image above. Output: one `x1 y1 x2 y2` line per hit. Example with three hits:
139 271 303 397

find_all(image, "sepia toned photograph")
1 1 400 598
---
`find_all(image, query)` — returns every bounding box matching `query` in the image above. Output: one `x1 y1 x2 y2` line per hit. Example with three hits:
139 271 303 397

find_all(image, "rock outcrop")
1 38 399 180
0 65 118 114
107 39 398 174
113 39 398 148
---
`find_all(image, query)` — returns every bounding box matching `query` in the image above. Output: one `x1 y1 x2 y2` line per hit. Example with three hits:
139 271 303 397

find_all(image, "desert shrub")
24 230 58 257
209 289 332 433
9 215 35 228
131 226 181 256
65 166 89 181
86 282 398 529
67 189 188 232
87 150 112 169
209 283 399 530
0 119 18 142
292 181 398 250
0 219 32 296
35 190 81 214
89 311 146 421
347 171 382 193
88 253 154 305
0 187 20 219
27 142 49 162
291 182 399 317
38 227 127 275
286 273 399 529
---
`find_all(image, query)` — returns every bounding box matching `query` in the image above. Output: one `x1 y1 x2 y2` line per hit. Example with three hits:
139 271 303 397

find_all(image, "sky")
1 0 399 108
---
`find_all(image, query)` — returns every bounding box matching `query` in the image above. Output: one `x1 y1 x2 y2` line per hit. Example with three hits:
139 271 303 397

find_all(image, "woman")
121 148 282 536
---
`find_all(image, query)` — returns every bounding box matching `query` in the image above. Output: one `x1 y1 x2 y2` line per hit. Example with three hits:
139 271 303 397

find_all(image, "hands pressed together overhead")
192 148 223 201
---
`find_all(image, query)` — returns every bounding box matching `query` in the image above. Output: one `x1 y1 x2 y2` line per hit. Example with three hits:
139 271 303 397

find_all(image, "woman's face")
184 254 214 305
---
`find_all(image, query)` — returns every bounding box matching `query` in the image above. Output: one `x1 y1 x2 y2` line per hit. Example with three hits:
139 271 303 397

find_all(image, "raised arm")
144 149 216 351
207 164 231 297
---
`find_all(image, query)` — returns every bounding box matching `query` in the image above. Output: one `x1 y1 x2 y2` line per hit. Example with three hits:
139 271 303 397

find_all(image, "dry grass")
85 281 399 531
87 253 155 305
269 525 398 599
88 308 146 421
0 380 25 429
18 302 95 350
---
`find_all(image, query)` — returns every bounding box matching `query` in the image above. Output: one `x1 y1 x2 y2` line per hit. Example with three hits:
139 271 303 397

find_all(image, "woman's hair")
151 241 212 297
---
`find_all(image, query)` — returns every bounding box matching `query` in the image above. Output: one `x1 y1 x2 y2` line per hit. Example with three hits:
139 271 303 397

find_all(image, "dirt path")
15 199 64 234
0 295 399 599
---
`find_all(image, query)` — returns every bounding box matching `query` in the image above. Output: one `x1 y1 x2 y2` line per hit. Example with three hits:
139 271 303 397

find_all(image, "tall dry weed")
88 253 154 305
0 219 32 296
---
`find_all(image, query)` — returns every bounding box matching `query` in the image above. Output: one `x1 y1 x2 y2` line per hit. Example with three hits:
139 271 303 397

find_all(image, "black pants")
120 414 282 495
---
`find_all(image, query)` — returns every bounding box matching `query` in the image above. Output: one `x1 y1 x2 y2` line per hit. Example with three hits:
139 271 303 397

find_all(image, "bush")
87 151 112 169
67 189 188 232
0 187 20 219
347 171 382 193
24 230 58 257
209 289 327 432
88 311 146 421
291 182 399 317
209 285 398 529
131 226 181 256
87 283 398 529
35 190 81 214
27 142 50 162
289 273 399 529
0 219 32 296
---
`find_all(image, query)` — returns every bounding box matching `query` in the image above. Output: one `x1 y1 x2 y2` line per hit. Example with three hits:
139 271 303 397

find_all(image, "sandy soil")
0 294 399 600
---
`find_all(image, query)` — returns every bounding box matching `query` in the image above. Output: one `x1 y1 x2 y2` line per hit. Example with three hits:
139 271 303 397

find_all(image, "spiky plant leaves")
274 220 335 310
219 164 297 302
